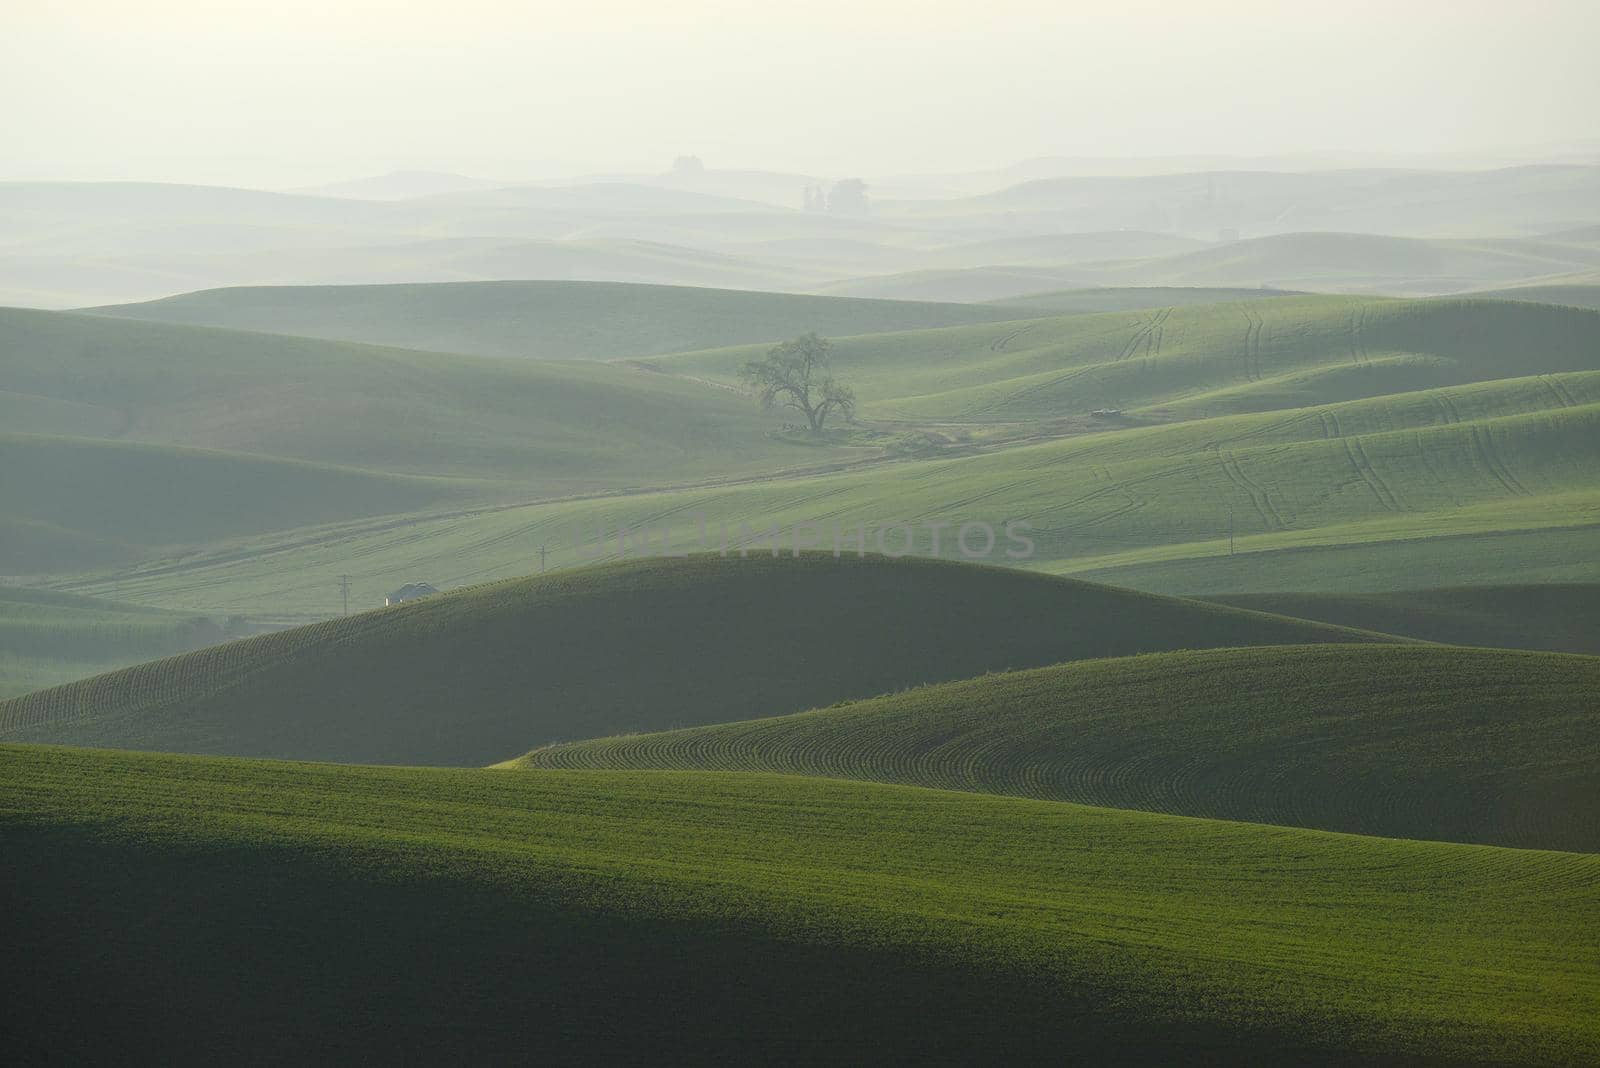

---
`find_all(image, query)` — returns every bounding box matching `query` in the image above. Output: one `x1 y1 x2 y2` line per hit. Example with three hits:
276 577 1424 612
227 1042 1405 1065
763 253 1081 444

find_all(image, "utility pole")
1227 505 1235 557
539 545 547 573
339 574 350 616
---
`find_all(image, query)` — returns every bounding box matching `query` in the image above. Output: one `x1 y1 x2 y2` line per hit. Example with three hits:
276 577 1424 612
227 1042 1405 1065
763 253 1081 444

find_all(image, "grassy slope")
0 306 854 483
17 295 1599 608
1464 284 1600 310
81 280 1021 360
1070 509 1600 597
989 285 1302 315
0 433 480 568
812 264 1107 303
4 745 1597 1063
1211 584 1600 654
55 373 1600 615
1093 232 1600 292
0 587 231 698
922 230 1206 266
814 231 1600 302
650 295 1600 423
892 166 1600 240
0 180 857 306
0 555 1391 766
519 644 1600 852
430 236 819 291
0 306 881 568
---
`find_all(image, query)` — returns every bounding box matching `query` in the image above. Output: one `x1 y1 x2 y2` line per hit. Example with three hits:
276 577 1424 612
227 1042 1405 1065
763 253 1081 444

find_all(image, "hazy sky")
4 0 1597 187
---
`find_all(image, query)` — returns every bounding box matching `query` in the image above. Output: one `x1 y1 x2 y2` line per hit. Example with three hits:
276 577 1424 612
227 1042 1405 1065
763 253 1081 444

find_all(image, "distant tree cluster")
803 179 870 215
742 332 856 433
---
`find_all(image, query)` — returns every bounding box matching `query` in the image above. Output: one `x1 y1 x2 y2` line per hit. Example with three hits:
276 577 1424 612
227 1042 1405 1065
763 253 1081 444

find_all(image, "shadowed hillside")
0 433 477 569
1212 584 1600 654
4 746 1596 1064
0 555 1393 765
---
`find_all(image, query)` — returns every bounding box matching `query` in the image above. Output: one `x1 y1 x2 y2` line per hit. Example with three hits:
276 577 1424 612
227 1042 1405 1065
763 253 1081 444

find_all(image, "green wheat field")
4 152 1599 1062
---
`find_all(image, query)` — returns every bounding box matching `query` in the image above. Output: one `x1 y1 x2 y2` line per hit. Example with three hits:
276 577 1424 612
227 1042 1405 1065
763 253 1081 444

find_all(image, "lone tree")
741 332 856 433
827 178 870 215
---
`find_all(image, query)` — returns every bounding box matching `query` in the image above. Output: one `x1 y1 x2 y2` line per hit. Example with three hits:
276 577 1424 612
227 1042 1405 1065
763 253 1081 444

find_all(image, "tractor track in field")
1349 303 1374 369
1213 410 1321 448
1114 308 1169 363
1470 424 1530 497
1440 391 1465 425
1232 449 1290 529
987 323 1040 352
1545 375 1580 409
1410 430 1462 509
1143 306 1172 372
1214 447 1273 531
1337 438 1401 511
1237 304 1265 382
964 316 1165 421
978 364 1103 418
1350 437 1401 511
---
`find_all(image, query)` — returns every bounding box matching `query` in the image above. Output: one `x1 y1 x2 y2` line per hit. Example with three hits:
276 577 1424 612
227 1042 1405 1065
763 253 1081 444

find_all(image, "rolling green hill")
1212 584 1600 654
418 180 775 213
0 433 479 570
1464 284 1600 310
816 230 1600 301
650 295 1600 423
1092 232 1600 294
886 165 1600 241
0 306 847 482
1 233 828 310
53 370 1600 615
0 180 858 306
812 264 1106 303
15 292 1600 610
422 236 817 291
0 587 234 698
4 745 1596 1062
0 305 886 569
516 644 1600 852
922 230 1206 267
82 280 1022 360
988 285 1303 315
0 555 1392 765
